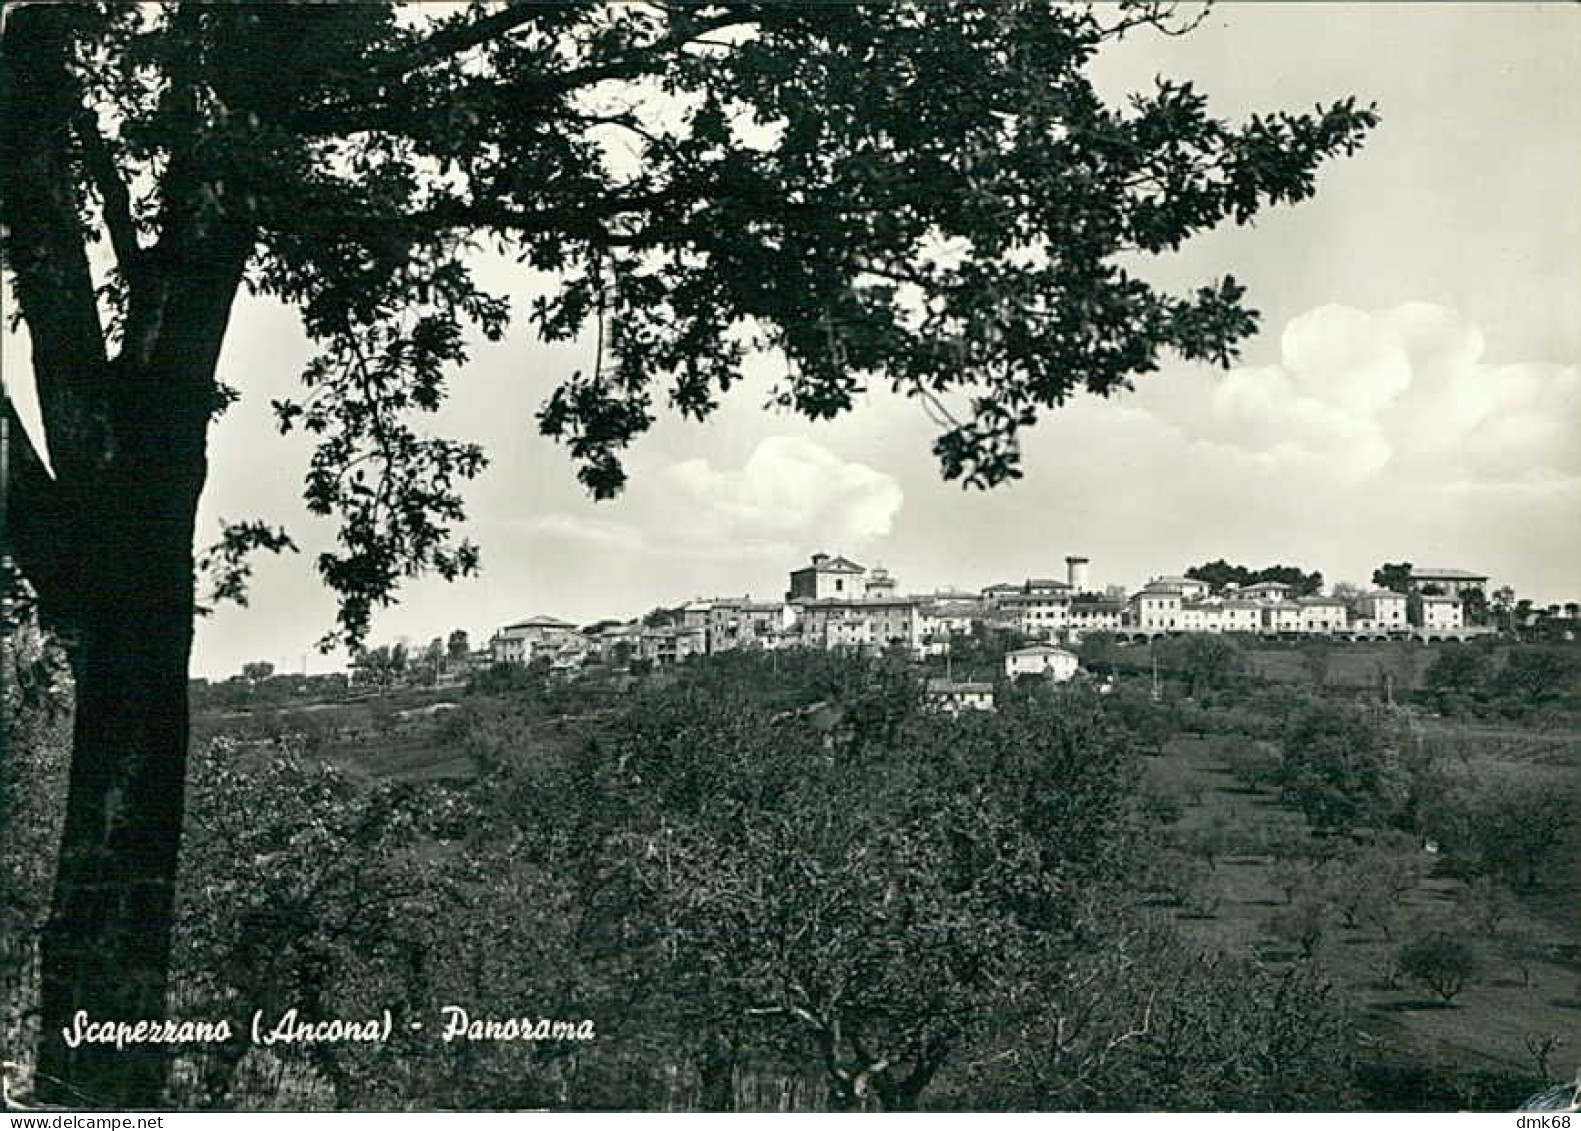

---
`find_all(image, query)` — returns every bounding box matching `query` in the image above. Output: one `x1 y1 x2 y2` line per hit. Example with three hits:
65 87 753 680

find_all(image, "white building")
742 600 798 636
1356 589 1408 631
798 597 923 652
1005 644 1079 682
1234 580 1295 602
1024 577 1072 597
1148 575 1210 600
680 600 713 630
864 567 898 598
1004 592 1070 637
1218 601 1262 634
591 622 644 664
1068 599 1124 634
1409 567 1488 600
1416 594 1465 631
825 616 874 650
1130 588 1182 631
547 636 593 671
639 624 707 665
698 597 797 652
1260 603 1303 634
922 599 981 638
1297 597 1349 634
861 597 923 650
925 679 996 714
492 616 579 663
1179 602 1222 634
980 582 1022 607
787 553 867 602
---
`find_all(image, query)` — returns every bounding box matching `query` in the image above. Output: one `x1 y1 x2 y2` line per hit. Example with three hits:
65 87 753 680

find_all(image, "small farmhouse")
925 679 996 714
1004 644 1079 683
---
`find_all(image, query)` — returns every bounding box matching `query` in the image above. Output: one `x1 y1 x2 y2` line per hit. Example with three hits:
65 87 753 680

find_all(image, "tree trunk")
23 232 244 1107
875 1060 939 1112
4 3 254 1109
877 1082 925 1112
36 471 202 1110
696 1034 735 1111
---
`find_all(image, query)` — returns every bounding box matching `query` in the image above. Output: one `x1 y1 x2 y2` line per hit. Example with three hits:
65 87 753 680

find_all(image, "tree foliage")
35 647 1377 1111
1458 586 1489 626
0 615 72 1060
1419 766 1571 891
1184 560 1324 597
1495 649 1578 705
239 660 275 682
1264 897 1329 959
599 686 1145 1109
1424 645 1491 695
1155 633 1244 696
173 738 625 1110
349 642 408 688
957 936 1354 1111
1330 581 1365 610
1322 840 1425 934
1372 562 1413 595
1417 646 1580 724
1396 930 1479 1004
1275 701 1404 833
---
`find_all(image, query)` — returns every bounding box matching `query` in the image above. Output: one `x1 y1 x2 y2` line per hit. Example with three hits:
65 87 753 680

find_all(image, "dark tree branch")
528 11 756 97
306 186 694 255
70 109 142 282
0 5 113 483
1096 1 1213 42
291 9 758 138
369 2 543 81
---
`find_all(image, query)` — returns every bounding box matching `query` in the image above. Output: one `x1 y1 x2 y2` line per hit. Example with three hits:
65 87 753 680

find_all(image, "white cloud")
515 513 647 552
1280 304 1415 416
662 435 904 547
474 435 906 619
1130 302 1579 488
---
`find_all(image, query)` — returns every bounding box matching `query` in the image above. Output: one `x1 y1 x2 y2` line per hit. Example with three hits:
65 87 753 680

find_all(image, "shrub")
1424 646 1492 696
1397 931 1480 1003
1462 875 1515 939
1220 736 1280 792
1265 898 1329 958
1276 701 1406 834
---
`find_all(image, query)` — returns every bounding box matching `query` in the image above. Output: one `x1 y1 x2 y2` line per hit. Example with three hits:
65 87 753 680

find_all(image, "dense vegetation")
7 632 1577 1110
163 656 1381 1111
1184 560 1325 597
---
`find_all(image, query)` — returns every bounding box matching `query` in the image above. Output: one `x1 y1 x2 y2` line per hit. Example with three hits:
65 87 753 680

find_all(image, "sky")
4 3 1578 678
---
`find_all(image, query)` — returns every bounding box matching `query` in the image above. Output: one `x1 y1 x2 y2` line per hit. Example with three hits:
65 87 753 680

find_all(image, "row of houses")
490 554 1494 669
1121 580 1467 637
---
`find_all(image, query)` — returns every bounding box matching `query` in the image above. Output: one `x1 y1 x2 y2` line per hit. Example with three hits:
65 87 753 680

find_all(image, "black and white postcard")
2 0 1577 1115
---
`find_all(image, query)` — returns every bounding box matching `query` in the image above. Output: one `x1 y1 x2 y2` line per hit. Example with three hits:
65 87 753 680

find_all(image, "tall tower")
1066 555 1091 594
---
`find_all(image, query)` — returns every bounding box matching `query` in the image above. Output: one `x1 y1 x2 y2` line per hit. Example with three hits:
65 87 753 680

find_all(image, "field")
1143 728 1581 1102
1243 643 1433 689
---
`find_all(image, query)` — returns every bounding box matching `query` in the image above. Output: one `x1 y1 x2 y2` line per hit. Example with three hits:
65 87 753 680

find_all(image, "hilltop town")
490 552 1517 675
